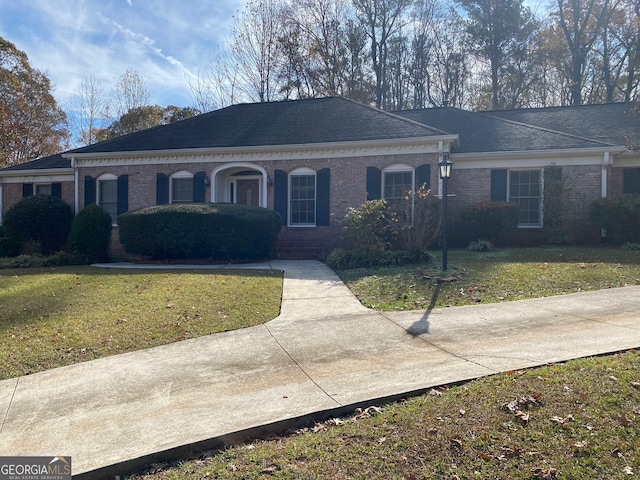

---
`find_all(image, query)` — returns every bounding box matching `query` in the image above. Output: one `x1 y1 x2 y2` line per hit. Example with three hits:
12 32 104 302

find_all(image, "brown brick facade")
2 155 636 258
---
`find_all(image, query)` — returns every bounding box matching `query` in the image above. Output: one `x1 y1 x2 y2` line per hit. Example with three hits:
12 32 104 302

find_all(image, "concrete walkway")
1 260 640 479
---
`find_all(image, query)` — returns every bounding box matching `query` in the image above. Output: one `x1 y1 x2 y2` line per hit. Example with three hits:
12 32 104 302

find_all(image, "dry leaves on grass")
292 406 384 435
501 393 542 425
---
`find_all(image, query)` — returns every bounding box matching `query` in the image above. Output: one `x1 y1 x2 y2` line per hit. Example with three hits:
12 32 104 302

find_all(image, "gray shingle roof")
69 96 447 155
1 153 71 171
484 102 640 150
395 107 612 153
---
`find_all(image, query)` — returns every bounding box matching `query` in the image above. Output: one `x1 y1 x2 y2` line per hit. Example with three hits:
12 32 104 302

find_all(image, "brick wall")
446 164 605 245
78 153 438 258
1 181 75 217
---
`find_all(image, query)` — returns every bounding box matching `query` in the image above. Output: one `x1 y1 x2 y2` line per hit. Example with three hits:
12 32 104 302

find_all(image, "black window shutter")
274 169 288 224
51 183 62 199
415 164 431 190
366 167 382 200
193 171 206 203
117 174 129 216
22 183 33 197
490 169 508 201
84 176 96 206
316 168 330 226
623 168 640 194
156 173 169 205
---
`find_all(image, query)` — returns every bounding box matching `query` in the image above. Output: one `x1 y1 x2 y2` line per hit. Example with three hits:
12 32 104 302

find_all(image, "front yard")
0 266 282 379
339 247 640 310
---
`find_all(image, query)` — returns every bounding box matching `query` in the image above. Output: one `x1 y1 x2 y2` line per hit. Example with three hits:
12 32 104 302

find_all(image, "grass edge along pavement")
338 246 640 311
128 349 640 480
0 265 283 380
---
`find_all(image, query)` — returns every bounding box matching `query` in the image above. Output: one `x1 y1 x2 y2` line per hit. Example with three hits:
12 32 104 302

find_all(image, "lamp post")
439 152 453 272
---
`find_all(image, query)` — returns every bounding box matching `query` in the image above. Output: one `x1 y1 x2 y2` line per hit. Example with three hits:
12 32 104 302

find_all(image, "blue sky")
0 0 248 110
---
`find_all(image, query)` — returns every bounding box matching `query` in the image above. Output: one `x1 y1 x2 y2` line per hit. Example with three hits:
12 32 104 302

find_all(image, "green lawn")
122 246 640 480
339 247 640 310
0 266 282 379
129 350 640 479
2 247 639 479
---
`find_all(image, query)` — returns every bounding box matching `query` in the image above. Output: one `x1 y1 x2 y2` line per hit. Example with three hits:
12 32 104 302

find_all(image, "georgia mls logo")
0 456 71 480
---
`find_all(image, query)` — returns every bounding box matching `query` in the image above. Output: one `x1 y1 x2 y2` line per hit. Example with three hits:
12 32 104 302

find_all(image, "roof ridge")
481 100 640 115
476 110 616 147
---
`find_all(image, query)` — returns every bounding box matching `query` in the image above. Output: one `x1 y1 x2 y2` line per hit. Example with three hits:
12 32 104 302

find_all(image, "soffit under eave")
64 136 459 166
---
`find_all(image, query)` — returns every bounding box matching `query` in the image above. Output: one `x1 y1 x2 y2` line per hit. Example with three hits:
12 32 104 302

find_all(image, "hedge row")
118 203 282 260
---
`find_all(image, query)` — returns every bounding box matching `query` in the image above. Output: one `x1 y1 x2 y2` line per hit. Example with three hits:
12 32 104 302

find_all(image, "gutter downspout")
71 157 78 215
437 141 443 198
601 151 611 239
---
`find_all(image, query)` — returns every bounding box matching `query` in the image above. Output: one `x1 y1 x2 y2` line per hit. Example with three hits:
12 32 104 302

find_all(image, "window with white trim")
383 165 414 220
290 168 316 226
508 169 542 227
170 171 194 204
97 174 118 225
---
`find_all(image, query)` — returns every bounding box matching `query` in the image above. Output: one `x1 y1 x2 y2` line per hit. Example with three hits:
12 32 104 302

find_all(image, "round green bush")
3 194 73 255
118 203 282 260
68 205 113 262
459 201 518 245
591 195 640 244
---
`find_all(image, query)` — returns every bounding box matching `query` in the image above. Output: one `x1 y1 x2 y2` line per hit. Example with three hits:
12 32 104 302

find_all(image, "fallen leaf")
532 467 558 479
614 413 633 427
623 466 634 475
515 410 530 425
478 451 493 460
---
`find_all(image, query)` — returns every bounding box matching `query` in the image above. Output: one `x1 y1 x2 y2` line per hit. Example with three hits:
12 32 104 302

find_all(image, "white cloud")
0 0 248 109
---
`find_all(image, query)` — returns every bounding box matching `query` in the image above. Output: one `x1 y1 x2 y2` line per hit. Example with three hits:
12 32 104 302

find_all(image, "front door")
236 179 260 206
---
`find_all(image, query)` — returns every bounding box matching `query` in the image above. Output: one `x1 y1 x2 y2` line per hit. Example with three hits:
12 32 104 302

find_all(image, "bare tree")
230 0 286 102
111 69 150 117
68 76 107 146
352 0 413 109
613 0 640 100
555 0 611 105
187 51 241 112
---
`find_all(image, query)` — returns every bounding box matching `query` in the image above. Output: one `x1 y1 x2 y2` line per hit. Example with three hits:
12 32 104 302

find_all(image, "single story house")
0 97 638 257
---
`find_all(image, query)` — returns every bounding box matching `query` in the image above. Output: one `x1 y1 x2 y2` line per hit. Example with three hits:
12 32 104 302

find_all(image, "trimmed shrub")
341 199 398 251
118 203 282 260
591 195 640 244
324 247 431 270
68 205 113 262
0 225 19 257
3 194 73 255
459 201 518 245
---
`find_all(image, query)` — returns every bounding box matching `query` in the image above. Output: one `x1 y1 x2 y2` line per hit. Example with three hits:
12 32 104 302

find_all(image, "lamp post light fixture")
439 152 453 272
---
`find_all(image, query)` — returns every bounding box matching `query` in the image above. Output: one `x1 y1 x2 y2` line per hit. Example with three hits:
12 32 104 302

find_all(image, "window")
35 184 52 195
97 174 118 224
509 170 542 227
290 169 316 226
623 168 640 194
171 171 194 204
383 170 413 213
